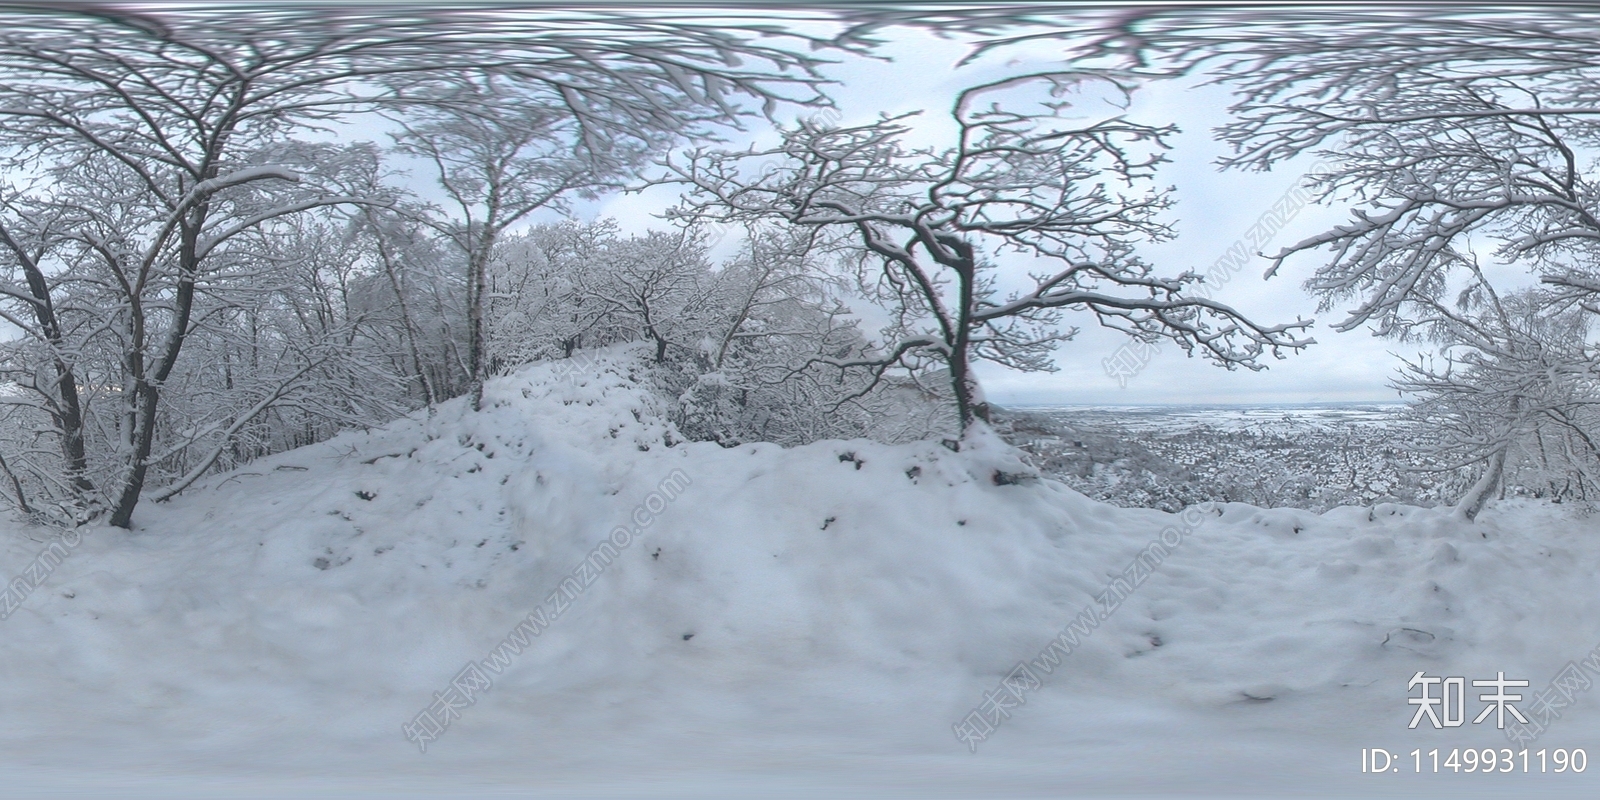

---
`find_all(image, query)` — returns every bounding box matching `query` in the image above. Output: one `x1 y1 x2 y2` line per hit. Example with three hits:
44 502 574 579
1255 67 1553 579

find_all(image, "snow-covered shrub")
1394 287 1600 514
482 221 947 447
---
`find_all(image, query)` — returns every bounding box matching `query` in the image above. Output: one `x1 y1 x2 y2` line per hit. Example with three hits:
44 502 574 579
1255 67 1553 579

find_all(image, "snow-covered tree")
906 7 1600 513
0 5 837 527
1195 26 1600 517
349 207 468 408
480 220 886 446
389 86 600 409
674 226 889 446
144 209 416 502
484 219 626 368
663 72 1313 438
1388 270 1600 516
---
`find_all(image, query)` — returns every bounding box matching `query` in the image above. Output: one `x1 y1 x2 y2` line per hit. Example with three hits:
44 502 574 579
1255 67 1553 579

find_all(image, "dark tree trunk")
943 235 987 437
467 246 489 411
0 224 94 499
108 382 160 528
109 203 204 528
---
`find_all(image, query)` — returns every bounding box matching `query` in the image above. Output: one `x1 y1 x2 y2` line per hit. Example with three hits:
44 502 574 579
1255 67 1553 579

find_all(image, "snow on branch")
659 71 1313 434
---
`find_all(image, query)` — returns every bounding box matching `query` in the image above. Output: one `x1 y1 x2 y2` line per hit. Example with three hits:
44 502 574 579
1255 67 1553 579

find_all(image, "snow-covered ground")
1002 403 1469 512
1013 404 1407 436
4 347 1599 798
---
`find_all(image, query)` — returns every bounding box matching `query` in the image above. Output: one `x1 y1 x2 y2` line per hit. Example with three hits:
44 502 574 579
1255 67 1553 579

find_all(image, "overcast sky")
591 21 1479 407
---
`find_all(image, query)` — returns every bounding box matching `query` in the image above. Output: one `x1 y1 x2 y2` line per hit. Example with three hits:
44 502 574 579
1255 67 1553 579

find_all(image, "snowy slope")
3 344 1600 798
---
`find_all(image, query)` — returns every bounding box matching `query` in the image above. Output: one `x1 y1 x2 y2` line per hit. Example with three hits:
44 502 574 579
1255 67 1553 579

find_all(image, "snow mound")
3 343 1600 795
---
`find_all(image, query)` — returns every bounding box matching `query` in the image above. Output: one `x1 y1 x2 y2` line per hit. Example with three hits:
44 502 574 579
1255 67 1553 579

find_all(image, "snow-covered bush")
1392 285 1600 514
480 220 947 447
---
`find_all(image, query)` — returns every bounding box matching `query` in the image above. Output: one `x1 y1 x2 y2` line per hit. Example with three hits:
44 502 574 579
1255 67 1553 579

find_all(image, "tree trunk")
947 343 982 436
51 355 94 497
1458 395 1523 522
466 246 489 411
371 219 435 406
108 382 160 528
1457 445 1506 522
109 204 204 528
0 224 94 500
0 447 32 515
946 237 987 438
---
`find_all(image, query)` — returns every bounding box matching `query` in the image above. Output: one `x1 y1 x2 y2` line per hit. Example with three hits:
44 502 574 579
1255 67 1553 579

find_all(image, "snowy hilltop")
4 346 1598 797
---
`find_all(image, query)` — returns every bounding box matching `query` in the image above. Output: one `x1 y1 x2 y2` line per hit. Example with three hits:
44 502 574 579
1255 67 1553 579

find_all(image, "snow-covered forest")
5 4 1600 798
